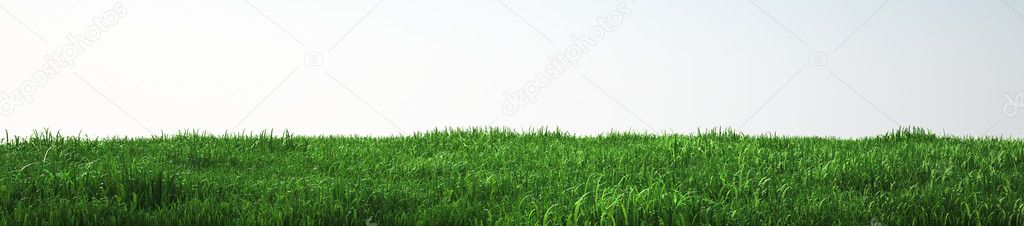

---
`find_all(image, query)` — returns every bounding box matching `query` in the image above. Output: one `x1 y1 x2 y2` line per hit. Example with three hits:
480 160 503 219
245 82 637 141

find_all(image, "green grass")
1 128 1023 225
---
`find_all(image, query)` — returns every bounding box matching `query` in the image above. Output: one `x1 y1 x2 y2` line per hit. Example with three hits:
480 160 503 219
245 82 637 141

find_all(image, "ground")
1 128 1022 225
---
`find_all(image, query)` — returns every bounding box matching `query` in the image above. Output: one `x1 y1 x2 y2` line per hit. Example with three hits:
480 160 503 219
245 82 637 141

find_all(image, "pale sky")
2 0 1024 137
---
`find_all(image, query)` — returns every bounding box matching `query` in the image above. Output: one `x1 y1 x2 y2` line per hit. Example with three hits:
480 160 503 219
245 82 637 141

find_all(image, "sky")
2 0 1024 137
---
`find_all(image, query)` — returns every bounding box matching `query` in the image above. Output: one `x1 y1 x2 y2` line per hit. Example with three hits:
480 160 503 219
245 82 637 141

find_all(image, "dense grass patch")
1 128 1023 225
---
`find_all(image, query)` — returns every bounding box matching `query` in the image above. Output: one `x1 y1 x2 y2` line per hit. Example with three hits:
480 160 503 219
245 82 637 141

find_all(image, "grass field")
1 128 1023 225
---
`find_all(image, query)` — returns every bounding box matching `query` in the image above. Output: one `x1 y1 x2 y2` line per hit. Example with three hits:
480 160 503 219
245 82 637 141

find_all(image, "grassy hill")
1 128 1022 225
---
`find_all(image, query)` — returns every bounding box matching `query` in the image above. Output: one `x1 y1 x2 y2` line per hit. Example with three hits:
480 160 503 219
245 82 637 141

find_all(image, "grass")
1 128 1023 225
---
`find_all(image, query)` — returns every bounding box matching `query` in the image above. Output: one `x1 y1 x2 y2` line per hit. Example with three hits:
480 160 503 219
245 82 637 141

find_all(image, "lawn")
1 128 1022 225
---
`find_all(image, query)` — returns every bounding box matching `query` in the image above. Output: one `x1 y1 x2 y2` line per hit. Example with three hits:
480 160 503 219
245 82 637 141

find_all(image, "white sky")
2 0 1024 137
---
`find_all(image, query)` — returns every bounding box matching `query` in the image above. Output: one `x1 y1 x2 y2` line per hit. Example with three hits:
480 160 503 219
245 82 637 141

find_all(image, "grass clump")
1 128 1023 225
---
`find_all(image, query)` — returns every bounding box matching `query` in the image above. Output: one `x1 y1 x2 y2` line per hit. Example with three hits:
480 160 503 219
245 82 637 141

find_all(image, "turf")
1 128 1022 225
